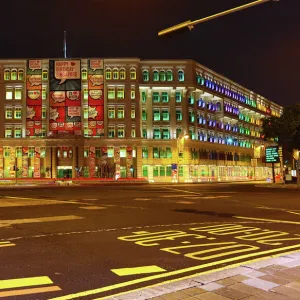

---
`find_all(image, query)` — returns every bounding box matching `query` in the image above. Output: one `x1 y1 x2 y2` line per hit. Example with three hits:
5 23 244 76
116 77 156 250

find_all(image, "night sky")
1 0 298 106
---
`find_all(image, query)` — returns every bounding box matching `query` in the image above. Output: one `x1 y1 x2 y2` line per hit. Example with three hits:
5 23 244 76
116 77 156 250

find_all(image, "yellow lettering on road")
118 230 187 242
0 276 53 290
111 265 166 276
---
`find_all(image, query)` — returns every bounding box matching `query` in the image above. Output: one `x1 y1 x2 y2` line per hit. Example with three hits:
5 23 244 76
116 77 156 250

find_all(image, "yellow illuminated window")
108 127 115 138
5 107 13 119
117 87 125 99
81 68 87 80
118 126 125 138
5 127 12 138
108 107 115 118
130 68 136 80
131 127 136 137
11 69 17 80
83 107 88 119
42 107 46 119
6 87 13 100
4 69 10 81
42 87 47 100
14 127 22 138
14 87 22 100
113 69 119 80
131 107 135 119
18 69 24 80
131 87 135 99
120 69 126 80
108 87 115 99
14 107 22 119
117 107 124 118
83 87 88 100
105 69 112 80
42 69 48 80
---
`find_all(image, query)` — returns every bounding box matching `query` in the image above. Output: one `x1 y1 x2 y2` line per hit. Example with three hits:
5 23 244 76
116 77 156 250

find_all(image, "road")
0 183 300 299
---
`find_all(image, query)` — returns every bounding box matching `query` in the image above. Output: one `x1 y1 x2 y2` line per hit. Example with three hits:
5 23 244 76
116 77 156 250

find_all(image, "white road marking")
134 198 151 201
176 201 194 204
79 206 107 210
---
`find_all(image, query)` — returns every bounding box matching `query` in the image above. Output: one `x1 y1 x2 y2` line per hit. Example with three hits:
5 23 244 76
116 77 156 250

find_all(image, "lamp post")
158 0 278 36
177 133 189 183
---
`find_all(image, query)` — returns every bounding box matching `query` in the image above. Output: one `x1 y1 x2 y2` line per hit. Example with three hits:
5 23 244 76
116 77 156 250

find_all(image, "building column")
136 146 143 178
51 146 57 179
45 146 51 178
72 146 77 178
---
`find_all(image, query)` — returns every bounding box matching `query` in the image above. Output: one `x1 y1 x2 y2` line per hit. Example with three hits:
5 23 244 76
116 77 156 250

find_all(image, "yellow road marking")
0 241 15 248
0 276 53 290
287 211 300 216
234 216 300 225
0 286 61 298
111 265 166 276
176 201 194 204
162 187 202 195
79 206 106 210
50 244 300 300
0 216 84 227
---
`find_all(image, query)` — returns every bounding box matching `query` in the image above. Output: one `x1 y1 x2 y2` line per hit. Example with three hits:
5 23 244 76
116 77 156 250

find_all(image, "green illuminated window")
81 68 87 80
14 107 22 119
117 107 124 119
130 69 136 80
142 128 147 138
162 92 169 103
5 107 12 119
153 147 159 158
117 87 125 99
159 71 166 81
18 69 24 80
162 110 170 121
106 69 112 80
166 70 173 81
162 128 170 139
108 87 115 99
175 91 182 102
11 69 17 80
4 69 10 80
142 110 147 121
108 107 115 118
15 87 22 100
153 71 159 81
141 91 147 103
108 127 115 138
176 110 182 121
153 92 160 103
153 109 160 121
113 69 119 80
178 70 184 82
142 147 148 158
153 129 161 139
142 166 148 177
42 69 48 80
120 69 126 79
143 70 149 82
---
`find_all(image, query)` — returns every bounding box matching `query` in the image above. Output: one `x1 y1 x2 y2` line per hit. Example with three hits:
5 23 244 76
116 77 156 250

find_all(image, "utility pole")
63 30 67 58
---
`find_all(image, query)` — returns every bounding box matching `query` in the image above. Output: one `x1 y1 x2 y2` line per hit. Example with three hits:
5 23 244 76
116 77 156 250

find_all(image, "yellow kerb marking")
234 216 300 225
0 276 53 290
50 244 300 300
111 265 166 276
0 286 61 297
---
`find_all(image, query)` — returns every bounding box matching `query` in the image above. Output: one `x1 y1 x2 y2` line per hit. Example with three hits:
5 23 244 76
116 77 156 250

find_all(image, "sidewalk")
112 252 300 300
257 183 300 189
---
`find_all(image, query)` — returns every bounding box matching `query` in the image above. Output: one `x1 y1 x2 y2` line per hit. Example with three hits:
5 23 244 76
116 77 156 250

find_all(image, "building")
0 58 282 182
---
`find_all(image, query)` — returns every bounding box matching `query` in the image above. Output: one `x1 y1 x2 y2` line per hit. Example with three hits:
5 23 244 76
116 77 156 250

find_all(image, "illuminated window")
162 110 170 121
141 91 147 102
120 68 126 80
108 126 115 138
28 148 35 157
5 107 13 119
131 87 135 99
84 126 89 137
153 109 160 121
83 107 88 119
162 128 170 139
117 107 124 119
42 69 48 80
166 70 173 81
153 92 160 103
120 147 126 157
41 126 46 137
131 107 135 119
178 70 184 82
153 128 161 139
14 127 22 138
81 68 88 80
11 69 17 80
4 147 10 157
130 68 136 80
108 87 115 99
42 106 46 119
117 87 125 99
159 71 166 81
14 87 22 100
142 70 149 82
176 109 182 121
142 110 147 121
14 107 22 119
112 68 119 80
118 126 125 138
6 87 13 100
4 69 10 80
162 92 169 103
18 69 24 80
83 87 88 100
41 147 46 157
108 107 115 118
42 87 47 100
16 147 22 157
105 69 112 80
153 70 159 81
5 127 12 138
131 127 136 137
142 128 147 138
175 91 182 102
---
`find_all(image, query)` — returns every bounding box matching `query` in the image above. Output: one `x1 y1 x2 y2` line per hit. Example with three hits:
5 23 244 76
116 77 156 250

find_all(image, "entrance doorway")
57 166 72 179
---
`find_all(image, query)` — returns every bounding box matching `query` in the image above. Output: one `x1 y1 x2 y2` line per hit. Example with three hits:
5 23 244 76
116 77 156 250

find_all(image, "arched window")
120 68 126 80
130 68 136 80
159 71 166 81
178 70 184 82
105 68 112 80
4 69 10 81
81 68 87 80
142 70 149 82
113 68 119 80
11 69 17 80
42 69 48 81
166 70 173 81
216 101 221 111
153 70 159 81
18 69 24 80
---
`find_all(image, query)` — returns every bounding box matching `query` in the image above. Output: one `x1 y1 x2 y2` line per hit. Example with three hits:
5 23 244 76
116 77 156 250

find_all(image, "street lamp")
158 0 278 36
177 133 189 183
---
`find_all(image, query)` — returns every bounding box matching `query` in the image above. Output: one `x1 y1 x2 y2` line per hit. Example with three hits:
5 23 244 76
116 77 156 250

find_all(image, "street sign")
266 146 280 163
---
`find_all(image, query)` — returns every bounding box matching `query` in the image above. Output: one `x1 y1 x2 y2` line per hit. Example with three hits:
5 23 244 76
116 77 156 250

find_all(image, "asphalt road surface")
0 183 300 299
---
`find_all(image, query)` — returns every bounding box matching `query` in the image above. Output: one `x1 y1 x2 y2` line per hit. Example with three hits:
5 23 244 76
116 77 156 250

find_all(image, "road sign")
266 146 280 163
